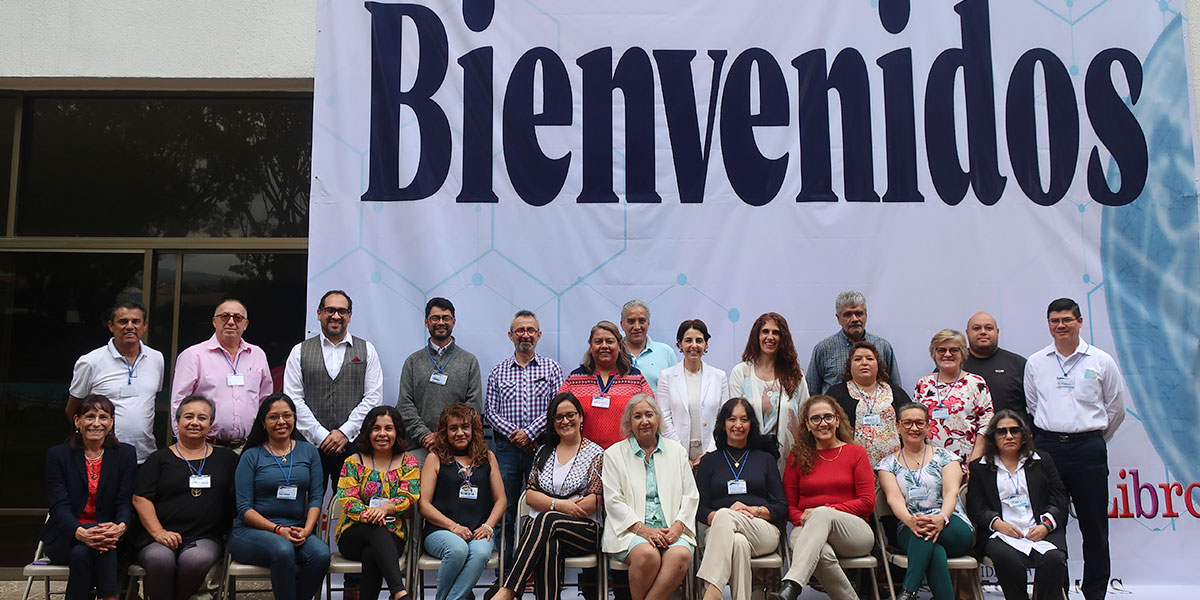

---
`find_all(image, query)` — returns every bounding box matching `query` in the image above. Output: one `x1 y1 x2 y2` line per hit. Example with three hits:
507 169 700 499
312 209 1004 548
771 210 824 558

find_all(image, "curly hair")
839 341 890 384
740 312 804 398
433 402 489 467
787 395 854 474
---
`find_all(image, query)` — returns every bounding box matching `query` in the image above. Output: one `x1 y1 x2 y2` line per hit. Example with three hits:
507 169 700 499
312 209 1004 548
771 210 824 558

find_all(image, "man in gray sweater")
396 297 483 460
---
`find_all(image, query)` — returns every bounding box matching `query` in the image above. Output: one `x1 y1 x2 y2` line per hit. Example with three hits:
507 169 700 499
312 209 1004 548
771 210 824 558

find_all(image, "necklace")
727 448 750 468
84 451 103 462
816 444 845 462
267 441 293 462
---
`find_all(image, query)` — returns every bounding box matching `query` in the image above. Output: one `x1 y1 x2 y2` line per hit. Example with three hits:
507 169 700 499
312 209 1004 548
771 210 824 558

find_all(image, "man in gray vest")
284 289 383 485
396 297 482 461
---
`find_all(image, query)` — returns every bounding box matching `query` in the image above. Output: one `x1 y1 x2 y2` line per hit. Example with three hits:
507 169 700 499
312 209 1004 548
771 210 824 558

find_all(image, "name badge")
1003 494 1030 508
727 479 748 495
119 384 137 398
369 497 390 509
1056 376 1075 389
862 414 882 426
908 487 931 500
277 485 299 500
226 374 245 387
189 475 211 489
430 372 448 385
932 408 950 420
458 483 479 500
591 396 610 409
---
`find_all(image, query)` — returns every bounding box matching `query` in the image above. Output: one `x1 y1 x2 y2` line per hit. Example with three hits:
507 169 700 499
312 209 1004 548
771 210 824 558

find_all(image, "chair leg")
870 567 881 600
42 577 50 600
882 561 897 600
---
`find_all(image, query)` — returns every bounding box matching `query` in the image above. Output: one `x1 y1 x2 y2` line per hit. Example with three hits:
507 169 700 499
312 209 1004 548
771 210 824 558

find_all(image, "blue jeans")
228 526 331 600
492 435 534 570
424 530 494 600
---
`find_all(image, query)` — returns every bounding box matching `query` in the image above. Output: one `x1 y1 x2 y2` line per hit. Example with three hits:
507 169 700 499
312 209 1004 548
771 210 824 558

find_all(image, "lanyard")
900 445 928 487
722 450 748 480
121 353 143 385
933 370 960 408
369 454 394 497
850 382 881 414
428 343 456 374
174 444 209 477
457 460 474 485
595 370 618 395
269 442 295 486
221 347 243 375
1054 343 1090 378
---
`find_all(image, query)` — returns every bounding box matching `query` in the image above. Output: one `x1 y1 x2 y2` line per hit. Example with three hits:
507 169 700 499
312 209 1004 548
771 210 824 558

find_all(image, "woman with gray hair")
602 394 699 600
132 394 239 600
912 329 994 466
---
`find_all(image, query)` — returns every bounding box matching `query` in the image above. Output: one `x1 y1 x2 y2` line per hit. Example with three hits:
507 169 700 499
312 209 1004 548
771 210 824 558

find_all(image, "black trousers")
45 536 119 600
985 538 1067 600
339 523 407 599
1035 433 1108 600
502 512 599 600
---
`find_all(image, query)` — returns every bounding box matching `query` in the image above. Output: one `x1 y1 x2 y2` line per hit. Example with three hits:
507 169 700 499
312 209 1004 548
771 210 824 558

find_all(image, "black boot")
767 580 802 600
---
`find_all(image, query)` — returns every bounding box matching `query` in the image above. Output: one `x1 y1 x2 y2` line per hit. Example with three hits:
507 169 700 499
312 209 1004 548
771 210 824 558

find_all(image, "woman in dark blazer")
966 410 1068 600
44 394 138 600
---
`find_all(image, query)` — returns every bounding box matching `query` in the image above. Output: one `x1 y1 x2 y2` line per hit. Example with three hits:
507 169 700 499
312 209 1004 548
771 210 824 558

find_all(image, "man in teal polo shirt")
620 299 677 391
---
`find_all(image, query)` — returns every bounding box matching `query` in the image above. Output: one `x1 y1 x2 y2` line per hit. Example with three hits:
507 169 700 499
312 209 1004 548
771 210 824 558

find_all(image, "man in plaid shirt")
806 290 902 395
485 309 565 569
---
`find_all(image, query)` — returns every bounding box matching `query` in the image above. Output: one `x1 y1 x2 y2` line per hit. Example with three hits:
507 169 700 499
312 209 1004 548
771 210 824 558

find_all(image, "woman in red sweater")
769 395 875 600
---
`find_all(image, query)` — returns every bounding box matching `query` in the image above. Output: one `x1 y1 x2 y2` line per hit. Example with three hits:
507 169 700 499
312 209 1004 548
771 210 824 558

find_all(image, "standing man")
485 309 565 569
962 311 1029 422
807 290 901 395
396 297 482 462
619 299 676 391
68 300 165 463
284 290 383 486
170 299 274 449
1025 298 1129 600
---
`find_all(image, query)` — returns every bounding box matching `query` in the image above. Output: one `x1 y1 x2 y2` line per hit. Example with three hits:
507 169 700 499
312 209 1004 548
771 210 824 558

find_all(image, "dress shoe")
767 580 802 600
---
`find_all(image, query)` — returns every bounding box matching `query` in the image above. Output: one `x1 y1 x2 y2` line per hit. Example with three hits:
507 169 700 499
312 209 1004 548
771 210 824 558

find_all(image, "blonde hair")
928 329 968 361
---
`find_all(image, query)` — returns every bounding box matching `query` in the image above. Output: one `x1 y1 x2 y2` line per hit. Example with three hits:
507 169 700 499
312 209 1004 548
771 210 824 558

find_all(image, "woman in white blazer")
658 319 730 465
603 393 700 600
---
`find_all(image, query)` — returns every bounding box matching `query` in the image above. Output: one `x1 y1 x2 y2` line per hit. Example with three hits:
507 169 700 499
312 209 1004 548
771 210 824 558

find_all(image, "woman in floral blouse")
336 405 421 600
824 341 911 466
911 329 994 467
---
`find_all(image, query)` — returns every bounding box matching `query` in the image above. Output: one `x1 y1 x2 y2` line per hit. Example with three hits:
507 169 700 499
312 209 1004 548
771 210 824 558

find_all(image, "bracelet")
272 525 282 535
481 523 494 533
550 499 557 511
635 523 644 536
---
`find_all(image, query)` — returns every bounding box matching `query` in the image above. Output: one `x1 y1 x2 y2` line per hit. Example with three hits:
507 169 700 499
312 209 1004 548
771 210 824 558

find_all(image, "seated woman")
694 397 787 600
825 341 911 466
418 402 506 600
335 405 420 600
490 392 605 600
43 394 138 600
602 393 698 600
967 410 1069 600
133 394 238 600
876 403 974 600
558 321 655 449
658 319 730 466
228 393 330 600
770 395 874 600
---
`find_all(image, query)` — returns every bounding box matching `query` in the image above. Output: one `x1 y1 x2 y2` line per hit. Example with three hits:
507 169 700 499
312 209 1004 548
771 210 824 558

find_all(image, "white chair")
219 552 276 600
874 486 982 600
413 513 503 599
323 494 415 600
693 515 786 597
124 563 145 600
21 537 68 600
513 490 605 598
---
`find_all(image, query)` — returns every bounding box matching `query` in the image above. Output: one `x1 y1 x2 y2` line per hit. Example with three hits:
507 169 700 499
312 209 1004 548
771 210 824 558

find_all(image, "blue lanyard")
221 347 242 375
428 344 456 374
595 371 617 395
1054 343 1089 378
722 450 748 480
121 353 143 385
175 444 209 477
269 442 295 486
900 446 928 487
933 371 959 408
457 461 474 485
851 382 882 414
368 454 393 498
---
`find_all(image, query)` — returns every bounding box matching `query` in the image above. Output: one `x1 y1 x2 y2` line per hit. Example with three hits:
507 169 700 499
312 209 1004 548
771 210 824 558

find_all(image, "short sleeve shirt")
877 447 971 530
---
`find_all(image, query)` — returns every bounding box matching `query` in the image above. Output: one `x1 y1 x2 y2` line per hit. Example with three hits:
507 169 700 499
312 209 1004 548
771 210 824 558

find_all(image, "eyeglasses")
993 426 1023 438
934 347 962 356
427 314 454 323
214 313 246 323
1048 317 1078 325
808 413 838 425
511 327 539 335
321 307 351 317
266 412 295 422
554 411 579 422
900 419 928 429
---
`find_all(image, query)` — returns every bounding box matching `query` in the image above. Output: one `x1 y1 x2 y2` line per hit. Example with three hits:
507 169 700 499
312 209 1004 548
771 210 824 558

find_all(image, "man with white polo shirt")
67 300 165 463
1024 297 1129 600
619 299 676 391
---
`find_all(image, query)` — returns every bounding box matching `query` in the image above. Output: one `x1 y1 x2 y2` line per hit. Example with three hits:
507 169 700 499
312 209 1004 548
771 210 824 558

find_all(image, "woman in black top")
694 397 788 600
418 403 506 600
824 341 911 467
133 394 238 600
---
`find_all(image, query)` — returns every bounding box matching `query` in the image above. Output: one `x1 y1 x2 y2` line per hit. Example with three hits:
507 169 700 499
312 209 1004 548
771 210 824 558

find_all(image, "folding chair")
693 514 787 597
220 552 276 600
323 493 416 599
605 531 696 600
124 563 145 600
873 486 983 600
413 513 504 599
21 537 68 600
513 490 606 599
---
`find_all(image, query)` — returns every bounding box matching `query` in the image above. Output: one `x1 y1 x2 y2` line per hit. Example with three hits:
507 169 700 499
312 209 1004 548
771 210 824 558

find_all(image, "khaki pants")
697 509 781 600
782 507 873 600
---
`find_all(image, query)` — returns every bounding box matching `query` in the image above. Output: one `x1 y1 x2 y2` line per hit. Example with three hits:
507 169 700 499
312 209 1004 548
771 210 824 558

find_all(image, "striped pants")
501 511 600 600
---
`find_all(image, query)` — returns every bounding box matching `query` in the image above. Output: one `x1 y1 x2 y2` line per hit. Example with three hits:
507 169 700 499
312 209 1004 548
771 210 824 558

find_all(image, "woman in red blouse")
770 395 875 600
558 321 654 449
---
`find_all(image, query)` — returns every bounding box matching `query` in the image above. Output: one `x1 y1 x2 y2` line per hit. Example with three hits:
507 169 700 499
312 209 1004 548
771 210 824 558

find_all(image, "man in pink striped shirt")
170 299 275 448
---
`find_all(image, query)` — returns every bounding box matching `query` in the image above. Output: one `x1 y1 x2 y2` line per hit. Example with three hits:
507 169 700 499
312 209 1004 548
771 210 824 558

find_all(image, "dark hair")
740 312 804 398
433 402 488 467
580 321 633 375
675 319 711 343
839 341 890 384
175 394 217 423
67 395 120 449
319 290 353 312
980 410 1035 467
788 395 854 474
245 392 304 449
1046 297 1081 319
712 397 762 451
534 393 587 470
425 297 455 317
354 405 408 456
893 402 929 422
107 300 146 322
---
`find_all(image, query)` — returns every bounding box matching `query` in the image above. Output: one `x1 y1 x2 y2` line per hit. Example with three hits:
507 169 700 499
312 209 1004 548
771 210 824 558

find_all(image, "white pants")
697 508 781 600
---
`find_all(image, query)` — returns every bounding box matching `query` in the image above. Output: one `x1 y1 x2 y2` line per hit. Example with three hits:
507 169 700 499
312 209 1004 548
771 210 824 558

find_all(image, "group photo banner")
311 0 1200 585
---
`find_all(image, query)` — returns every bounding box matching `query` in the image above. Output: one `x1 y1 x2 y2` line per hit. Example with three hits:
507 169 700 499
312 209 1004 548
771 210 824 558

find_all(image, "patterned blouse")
559 368 654 449
877 446 972 532
527 438 605 523
912 372 994 465
335 452 421 541
847 382 901 467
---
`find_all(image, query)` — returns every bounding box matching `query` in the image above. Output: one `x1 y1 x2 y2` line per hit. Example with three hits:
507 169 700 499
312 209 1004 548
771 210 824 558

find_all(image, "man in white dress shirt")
1024 297 1129 600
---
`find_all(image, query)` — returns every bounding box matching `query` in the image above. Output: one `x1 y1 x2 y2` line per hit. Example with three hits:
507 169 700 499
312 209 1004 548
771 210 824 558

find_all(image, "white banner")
311 0 1200 585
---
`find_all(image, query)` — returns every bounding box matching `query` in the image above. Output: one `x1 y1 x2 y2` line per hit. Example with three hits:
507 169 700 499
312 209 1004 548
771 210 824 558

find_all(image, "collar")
506 353 542 368
630 435 665 458
837 329 871 346
629 336 658 357
1048 340 1090 360
428 338 456 356
321 333 354 349
106 338 144 361
982 451 1041 468
203 334 248 355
